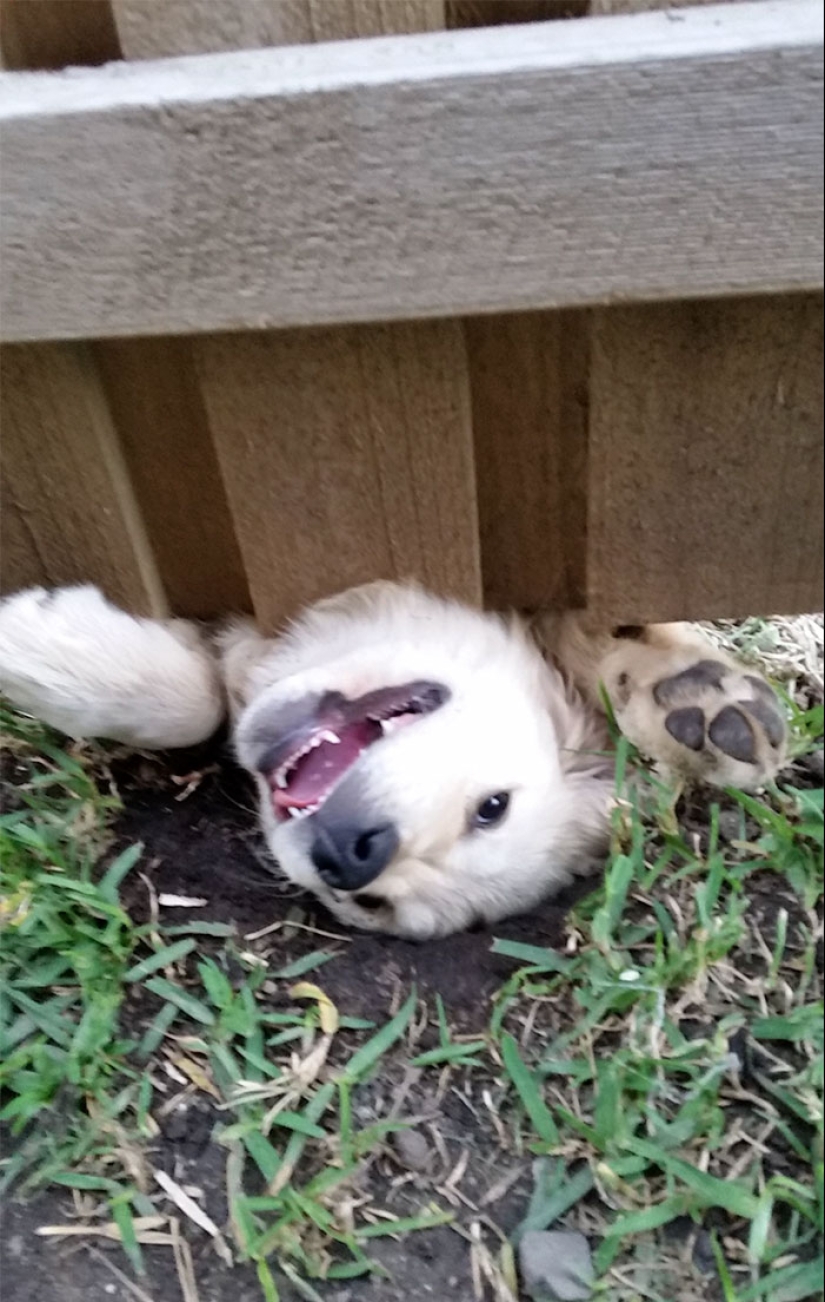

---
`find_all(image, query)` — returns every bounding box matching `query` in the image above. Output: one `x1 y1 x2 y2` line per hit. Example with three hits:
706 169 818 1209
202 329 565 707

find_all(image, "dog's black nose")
310 819 399 892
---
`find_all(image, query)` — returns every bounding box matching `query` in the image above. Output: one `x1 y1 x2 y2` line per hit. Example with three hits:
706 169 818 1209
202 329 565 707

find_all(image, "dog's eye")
472 792 511 829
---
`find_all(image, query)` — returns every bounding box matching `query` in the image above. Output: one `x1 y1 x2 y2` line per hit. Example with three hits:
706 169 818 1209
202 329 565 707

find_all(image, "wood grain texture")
112 0 442 58
587 295 824 623
465 312 589 612
0 0 120 70
94 337 251 617
197 322 480 631
0 342 166 614
2 0 821 343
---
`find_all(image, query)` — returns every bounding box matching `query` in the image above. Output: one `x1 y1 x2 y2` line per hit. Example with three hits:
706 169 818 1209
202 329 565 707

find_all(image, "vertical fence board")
0 0 191 619
0 343 166 614
449 1 589 615
101 1 258 618
304 0 444 39
465 312 589 612
95 338 250 616
587 294 824 623
112 0 442 57
197 323 480 631
0 0 119 69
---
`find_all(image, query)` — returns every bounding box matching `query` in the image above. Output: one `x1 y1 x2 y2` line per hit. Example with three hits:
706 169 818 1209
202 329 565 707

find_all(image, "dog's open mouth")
263 681 448 823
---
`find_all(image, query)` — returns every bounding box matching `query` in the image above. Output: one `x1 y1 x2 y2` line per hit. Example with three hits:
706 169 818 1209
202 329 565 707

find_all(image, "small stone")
162 1103 191 1143
692 1228 717 1276
519 1230 595 1301
800 750 824 783
717 809 745 844
390 1128 432 1172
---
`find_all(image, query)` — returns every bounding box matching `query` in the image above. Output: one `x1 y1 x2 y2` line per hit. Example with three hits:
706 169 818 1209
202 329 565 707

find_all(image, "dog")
0 582 787 938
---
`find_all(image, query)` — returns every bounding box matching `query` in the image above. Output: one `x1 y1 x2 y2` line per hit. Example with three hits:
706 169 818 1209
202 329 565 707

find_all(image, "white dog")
0 583 786 939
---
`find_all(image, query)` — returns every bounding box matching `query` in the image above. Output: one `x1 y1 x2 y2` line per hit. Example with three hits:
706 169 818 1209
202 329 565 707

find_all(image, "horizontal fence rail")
1 0 822 343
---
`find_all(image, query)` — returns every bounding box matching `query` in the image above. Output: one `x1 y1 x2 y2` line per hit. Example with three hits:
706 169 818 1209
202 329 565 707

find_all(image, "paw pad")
742 684 786 747
653 659 727 705
664 706 706 752
707 703 757 764
620 652 788 790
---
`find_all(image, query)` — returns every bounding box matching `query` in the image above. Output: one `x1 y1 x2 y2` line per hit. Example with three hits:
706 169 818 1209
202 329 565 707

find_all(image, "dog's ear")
215 619 277 718
505 613 612 779
540 658 612 780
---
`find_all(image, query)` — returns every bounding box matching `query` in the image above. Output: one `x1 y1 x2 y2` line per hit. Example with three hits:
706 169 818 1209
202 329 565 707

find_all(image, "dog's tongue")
274 719 381 809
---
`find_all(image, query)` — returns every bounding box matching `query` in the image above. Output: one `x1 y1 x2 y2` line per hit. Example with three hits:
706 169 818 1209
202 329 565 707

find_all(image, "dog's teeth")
380 717 398 735
275 771 289 789
319 730 340 744
285 802 322 821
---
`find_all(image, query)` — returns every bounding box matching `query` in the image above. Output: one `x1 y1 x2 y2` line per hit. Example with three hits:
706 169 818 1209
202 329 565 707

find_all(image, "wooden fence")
1 0 822 633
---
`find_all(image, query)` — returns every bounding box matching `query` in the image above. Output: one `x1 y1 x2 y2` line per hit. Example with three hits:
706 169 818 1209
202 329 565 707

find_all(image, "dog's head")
228 584 612 938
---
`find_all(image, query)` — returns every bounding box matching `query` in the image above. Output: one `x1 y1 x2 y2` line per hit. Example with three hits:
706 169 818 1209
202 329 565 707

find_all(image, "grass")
0 704 453 1297
492 711 824 1301
1 671 823 1301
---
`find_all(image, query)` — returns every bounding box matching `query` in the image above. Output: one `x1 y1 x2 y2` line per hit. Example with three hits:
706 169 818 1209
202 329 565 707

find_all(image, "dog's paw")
606 648 787 791
0 585 223 747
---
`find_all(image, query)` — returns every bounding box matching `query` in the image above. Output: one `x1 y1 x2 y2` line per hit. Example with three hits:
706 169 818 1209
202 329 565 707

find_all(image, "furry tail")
0 586 225 748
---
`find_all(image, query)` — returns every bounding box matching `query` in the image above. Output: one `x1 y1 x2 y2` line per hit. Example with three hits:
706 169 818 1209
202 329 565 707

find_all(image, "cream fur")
0 582 786 939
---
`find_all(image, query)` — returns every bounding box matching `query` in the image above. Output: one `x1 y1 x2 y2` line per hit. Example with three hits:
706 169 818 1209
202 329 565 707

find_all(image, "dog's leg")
0 585 225 748
536 613 787 790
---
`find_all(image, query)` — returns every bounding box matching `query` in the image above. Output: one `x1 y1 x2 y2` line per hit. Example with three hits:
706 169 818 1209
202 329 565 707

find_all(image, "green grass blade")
411 1041 486 1067
143 977 216 1026
501 1033 559 1145
124 938 196 983
339 990 417 1085
491 939 571 972
274 950 335 979
626 1138 759 1218
97 844 142 903
111 1196 145 1277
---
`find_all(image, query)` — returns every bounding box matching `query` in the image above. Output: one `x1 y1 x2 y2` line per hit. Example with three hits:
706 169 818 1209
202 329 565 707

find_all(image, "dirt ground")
2 733 822 1302
0 738 592 1302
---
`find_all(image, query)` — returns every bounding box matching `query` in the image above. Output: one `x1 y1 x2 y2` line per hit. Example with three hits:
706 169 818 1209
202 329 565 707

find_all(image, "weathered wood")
587 294 824 623
0 0 120 70
112 0 443 58
465 312 589 612
197 323 480 631
94 337 251 617
0 342 166 614
2 0 821 343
